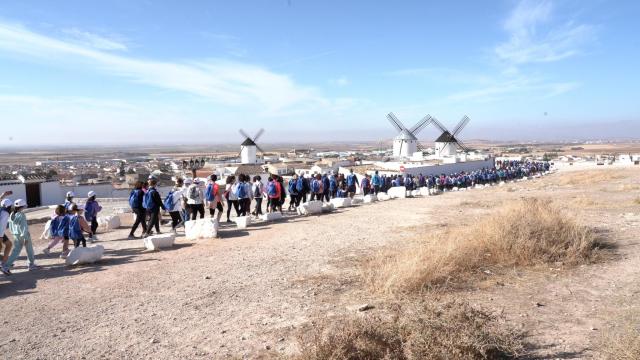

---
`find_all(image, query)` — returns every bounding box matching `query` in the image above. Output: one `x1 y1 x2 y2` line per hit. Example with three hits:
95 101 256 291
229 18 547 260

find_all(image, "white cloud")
495 0 596 65
63 28 128 51
0 22 326 114
329 76 350 87
445 77 579 103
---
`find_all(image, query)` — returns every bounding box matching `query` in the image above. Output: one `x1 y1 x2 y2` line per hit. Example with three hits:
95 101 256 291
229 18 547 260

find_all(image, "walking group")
0 190 102 275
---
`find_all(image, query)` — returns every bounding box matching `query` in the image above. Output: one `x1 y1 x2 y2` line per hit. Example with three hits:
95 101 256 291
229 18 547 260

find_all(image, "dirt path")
0 168 638 359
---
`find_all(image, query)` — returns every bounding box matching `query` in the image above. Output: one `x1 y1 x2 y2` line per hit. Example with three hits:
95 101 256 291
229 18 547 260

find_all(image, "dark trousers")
323 191 330 202
209 202 223 217
311 193 323 201
238 198 250 216
90 218 98 235
190 204 204 220
73 235 86 248
300 192 307 203
254 198 263 215
373 185 380 194
288 194 298 209
226 199 240 220
169 211 182 229
146 209 160 234
130 208 147 235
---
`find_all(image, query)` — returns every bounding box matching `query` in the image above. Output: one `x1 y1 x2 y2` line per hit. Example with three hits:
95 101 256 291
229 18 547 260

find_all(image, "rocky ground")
0 166 638 359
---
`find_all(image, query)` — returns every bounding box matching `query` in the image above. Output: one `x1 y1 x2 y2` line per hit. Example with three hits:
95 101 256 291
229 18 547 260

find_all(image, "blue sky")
0 0 638 146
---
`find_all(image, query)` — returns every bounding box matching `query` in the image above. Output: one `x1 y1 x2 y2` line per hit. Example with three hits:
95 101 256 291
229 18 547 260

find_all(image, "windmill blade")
399 139 404 156
454 139 471 153
430 117 449 134
253 128 265 142
417 142 424 152
255 144 266 154
238 145 244 158
409 115 433 135
386 112 406 132
239 129 251 140
452 115 470 136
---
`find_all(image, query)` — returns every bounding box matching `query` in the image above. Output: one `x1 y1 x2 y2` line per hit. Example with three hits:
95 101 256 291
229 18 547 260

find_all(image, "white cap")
87 191 96 198
148 175 156 180
14 199 26 208
0 199 12 208
66 191 75 198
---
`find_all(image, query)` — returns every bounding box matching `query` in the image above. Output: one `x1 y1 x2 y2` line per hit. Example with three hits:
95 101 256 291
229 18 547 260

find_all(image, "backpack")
288 179 298 195
68 215 82 240
143 188 156 210
129 190 141 209
267 181 278 198
311 179 321 194
296 177 304 192
205 183 214 201
329 177 337 190
163 191 175 211
347 174 356 186
253 183 262 198
235 183 247 198
188 185 199 201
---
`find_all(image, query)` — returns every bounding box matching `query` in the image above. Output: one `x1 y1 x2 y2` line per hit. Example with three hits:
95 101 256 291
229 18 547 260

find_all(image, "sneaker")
1 265 11 276
42 247 51 256
28 264 40 271
92 235 99 241
127 235 138 240
59 251 69 259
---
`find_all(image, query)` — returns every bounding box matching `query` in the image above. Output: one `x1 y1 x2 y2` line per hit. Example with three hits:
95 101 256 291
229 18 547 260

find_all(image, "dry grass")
600 326 640 360
295 301 523 360
634 197 640 205
367 198 600 293
554 170 627 186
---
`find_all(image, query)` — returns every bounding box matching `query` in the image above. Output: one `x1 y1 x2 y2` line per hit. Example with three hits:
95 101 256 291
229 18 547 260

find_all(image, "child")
2 199 38 275
42 205 70 257
84 191 102 242
69 204 93 248
0 198 14 270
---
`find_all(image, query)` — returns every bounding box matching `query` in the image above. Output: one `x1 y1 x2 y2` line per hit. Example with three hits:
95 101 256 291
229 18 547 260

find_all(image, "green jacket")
9 211 30 240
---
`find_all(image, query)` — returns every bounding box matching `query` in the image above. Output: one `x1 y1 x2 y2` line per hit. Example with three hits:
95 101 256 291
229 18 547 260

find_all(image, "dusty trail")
0 168 638 359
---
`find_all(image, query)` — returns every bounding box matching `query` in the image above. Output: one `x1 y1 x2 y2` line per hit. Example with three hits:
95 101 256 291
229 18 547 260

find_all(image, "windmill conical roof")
394 129 417 141
435 131 457 143
241 138 257 146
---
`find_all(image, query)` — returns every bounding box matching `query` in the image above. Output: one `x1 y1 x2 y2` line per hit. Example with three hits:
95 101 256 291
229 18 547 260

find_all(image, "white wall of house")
40 181 63 206
0 182 26 202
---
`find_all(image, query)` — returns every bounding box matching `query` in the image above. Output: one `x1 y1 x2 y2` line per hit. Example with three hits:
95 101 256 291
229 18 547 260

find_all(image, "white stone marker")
65 245 104 266
185 218 219 240
144 233 176 250
260 212 283 221
387 186 407 199
234 216 252 229
297 200 323 215
330 197 352 208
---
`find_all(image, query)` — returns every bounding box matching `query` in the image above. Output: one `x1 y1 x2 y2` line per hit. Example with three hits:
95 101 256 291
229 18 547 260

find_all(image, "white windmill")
386 112 433 158
238 128 265 164
430 116 471 157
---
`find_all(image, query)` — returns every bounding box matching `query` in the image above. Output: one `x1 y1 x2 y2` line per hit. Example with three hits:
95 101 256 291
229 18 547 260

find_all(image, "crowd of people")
0 160 550 275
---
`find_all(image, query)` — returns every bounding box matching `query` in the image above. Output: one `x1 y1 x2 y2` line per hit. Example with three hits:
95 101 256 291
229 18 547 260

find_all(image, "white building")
240 138 259 164
392 130 418 158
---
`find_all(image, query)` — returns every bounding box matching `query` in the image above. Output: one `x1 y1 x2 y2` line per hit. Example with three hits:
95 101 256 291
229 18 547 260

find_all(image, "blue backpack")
163 191 175 210
235 183 247 198
330 178 337 190
296 177 304 192
267 182 278 197
311 179 321 193
288 179 298 195
347 174 357 186
129 189 141 209
205 183 213 201
143 188 156 210
68 215 82 240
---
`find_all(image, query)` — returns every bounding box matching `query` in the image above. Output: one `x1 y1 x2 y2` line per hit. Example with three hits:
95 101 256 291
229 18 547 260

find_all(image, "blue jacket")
84 200 101 221
50 215 69 238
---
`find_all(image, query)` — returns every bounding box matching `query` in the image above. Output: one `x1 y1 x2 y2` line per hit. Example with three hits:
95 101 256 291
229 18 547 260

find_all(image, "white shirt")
169 188 184 212
227 183 238 201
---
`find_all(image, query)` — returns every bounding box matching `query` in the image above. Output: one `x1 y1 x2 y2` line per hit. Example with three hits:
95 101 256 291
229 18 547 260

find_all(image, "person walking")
128 181 147 239
322 173 331 202
186 179 205 220
42 205 70 257
267 174 282 213
205 175 224 221
252 176 264 217
310 174 324 201
329 172 337 198
68 204 93 248
346 169 359 198
165 178 185 232
1 199 38 275
361 175 371 196
64 191 76 213
235 174 251 217
143 179 166 237
287 174 299 211
372 171 381 195
0 198 14 270
84 191 102 242
225 175 240 222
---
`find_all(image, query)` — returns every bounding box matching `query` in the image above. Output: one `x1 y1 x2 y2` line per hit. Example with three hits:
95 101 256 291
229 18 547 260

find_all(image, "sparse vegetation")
296 301 523 360
634 197 640 205
367 198 600 293
600 326 640 360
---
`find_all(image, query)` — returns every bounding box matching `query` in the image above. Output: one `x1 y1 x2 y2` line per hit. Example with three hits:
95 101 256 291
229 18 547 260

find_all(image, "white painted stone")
377 193 391 201
234 216 252 229
321 203 335 213
144 233 176 250
419 187 430 196
298 200 323 215
98 215 121 231
411 190 420 197
499 181 505 186
363 194 377 203
330 198 352 208
185 218 219 240
260 212 283 221
387 186 407 199
351 197 364 205
40 219 52 240
112 207 132 214
65 245 104 266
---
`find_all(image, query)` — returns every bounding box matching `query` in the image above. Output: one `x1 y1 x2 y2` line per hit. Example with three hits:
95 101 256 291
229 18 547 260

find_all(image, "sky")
0 0 638 146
